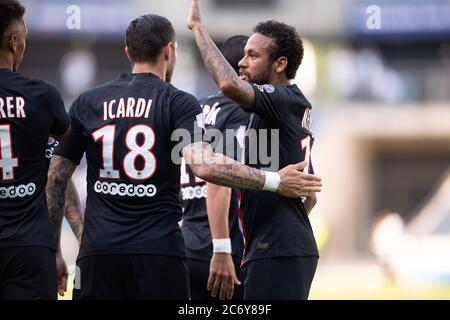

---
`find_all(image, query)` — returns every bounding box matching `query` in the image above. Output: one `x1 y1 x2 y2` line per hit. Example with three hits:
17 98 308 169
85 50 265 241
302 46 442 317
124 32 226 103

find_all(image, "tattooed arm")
182 142 322 198
183 142 263 190
46 155 78 297
47 155 78 249
187 0 255 108
64 179 83 246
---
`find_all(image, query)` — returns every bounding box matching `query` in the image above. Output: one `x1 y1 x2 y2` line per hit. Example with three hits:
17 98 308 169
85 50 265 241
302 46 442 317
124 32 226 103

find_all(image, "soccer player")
181 35 250 300
47 14 321 300
188 0 320 299
0 0 71 300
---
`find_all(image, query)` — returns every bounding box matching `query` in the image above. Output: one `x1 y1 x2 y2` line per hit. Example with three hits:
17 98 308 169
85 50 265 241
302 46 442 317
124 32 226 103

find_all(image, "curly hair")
0 0 25 48
253 20 303 80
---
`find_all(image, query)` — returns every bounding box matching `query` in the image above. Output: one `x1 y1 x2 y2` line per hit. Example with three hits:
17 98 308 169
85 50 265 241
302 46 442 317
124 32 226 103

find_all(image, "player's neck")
0 54 14 71
270 73 291 86
131 63 166 81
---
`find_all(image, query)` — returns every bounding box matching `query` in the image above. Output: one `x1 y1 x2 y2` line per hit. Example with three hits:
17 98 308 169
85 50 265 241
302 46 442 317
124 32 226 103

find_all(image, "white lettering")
0 98 5 117
126 98 136 118
16 97 25 118
181 185 207 201
6 97 14 117
367 5 382 30
135 98 146 117
103 98 152 121
103 102 108 121
0 97 26 118
144 99 152 118
0 183 36 199
66 5 81 30
94 181 157 198
116 98 126 118
108 100 116 120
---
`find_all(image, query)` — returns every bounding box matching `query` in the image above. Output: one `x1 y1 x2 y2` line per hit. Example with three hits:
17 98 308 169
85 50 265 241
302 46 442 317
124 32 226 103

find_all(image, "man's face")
10 19 28 72
238 33 274 85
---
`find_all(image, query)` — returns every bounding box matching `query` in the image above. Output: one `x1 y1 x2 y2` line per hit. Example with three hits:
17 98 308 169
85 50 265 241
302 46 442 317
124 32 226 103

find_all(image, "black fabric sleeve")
245 84 293 123
44 83 70 136
208 105 249 161
53 98 85 164
214 106 249 133
171 90 205 149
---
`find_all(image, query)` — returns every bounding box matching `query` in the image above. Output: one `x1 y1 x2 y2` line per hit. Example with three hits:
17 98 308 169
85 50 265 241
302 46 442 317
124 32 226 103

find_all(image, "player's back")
57 72 203 259
0 68 69 249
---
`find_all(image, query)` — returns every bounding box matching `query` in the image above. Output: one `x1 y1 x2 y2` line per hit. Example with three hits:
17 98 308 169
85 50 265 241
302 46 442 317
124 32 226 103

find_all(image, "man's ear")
8 34 18 53
125 46 132 62
274 56 288 74
163 42 174 61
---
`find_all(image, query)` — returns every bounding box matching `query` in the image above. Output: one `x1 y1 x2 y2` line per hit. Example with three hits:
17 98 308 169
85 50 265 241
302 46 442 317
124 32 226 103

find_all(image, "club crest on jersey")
256 84 275 94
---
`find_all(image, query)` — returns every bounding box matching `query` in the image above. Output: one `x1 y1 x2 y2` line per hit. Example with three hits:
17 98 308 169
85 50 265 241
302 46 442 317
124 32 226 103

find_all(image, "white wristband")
212 238 232 254
262 171 281 192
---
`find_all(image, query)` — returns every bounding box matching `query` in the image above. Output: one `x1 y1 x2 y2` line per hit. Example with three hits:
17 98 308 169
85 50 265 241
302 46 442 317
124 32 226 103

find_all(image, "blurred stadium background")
18 0 450 299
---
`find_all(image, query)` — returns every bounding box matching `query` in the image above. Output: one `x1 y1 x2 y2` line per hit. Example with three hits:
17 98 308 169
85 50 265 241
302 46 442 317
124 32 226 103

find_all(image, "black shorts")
187 257 244 300
73 254 189 300
0 247 56 300
243 256 318 300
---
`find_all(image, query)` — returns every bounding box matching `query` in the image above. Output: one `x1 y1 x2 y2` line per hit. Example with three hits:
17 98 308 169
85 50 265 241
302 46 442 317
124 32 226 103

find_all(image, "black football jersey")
181 92 249 261
54 72 204 260
239 84 319 265
0 68 69 250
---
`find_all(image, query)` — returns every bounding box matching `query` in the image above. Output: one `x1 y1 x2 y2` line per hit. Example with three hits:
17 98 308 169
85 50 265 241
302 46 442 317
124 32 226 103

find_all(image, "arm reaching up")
188 0 255 108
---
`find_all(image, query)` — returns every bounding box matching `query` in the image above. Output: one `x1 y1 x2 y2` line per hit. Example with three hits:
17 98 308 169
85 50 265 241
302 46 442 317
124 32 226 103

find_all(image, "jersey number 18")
92 124 156 180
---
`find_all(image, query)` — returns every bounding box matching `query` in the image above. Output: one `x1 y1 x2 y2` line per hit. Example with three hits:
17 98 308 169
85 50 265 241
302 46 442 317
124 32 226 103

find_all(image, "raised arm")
46 155 78 297
187 0 255 108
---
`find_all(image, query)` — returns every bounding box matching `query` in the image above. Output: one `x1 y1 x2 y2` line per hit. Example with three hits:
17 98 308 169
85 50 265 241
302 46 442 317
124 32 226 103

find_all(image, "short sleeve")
213 105 249 133
246 84 293 123
207 104 249 161
44 83 70 136
53 98 85 164
171 90 205 149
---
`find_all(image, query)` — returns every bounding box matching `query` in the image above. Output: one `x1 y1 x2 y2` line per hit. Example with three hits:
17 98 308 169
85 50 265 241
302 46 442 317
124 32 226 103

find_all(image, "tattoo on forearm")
184 142 265 191
196 26 236 84
207 165 265 190
64 180 83 243
194 25 253 105
46 156 77 248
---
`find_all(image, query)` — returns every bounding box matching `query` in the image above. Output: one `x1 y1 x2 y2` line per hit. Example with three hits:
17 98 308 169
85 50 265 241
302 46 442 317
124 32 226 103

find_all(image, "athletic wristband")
262 171 281 192
212 238 232 254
